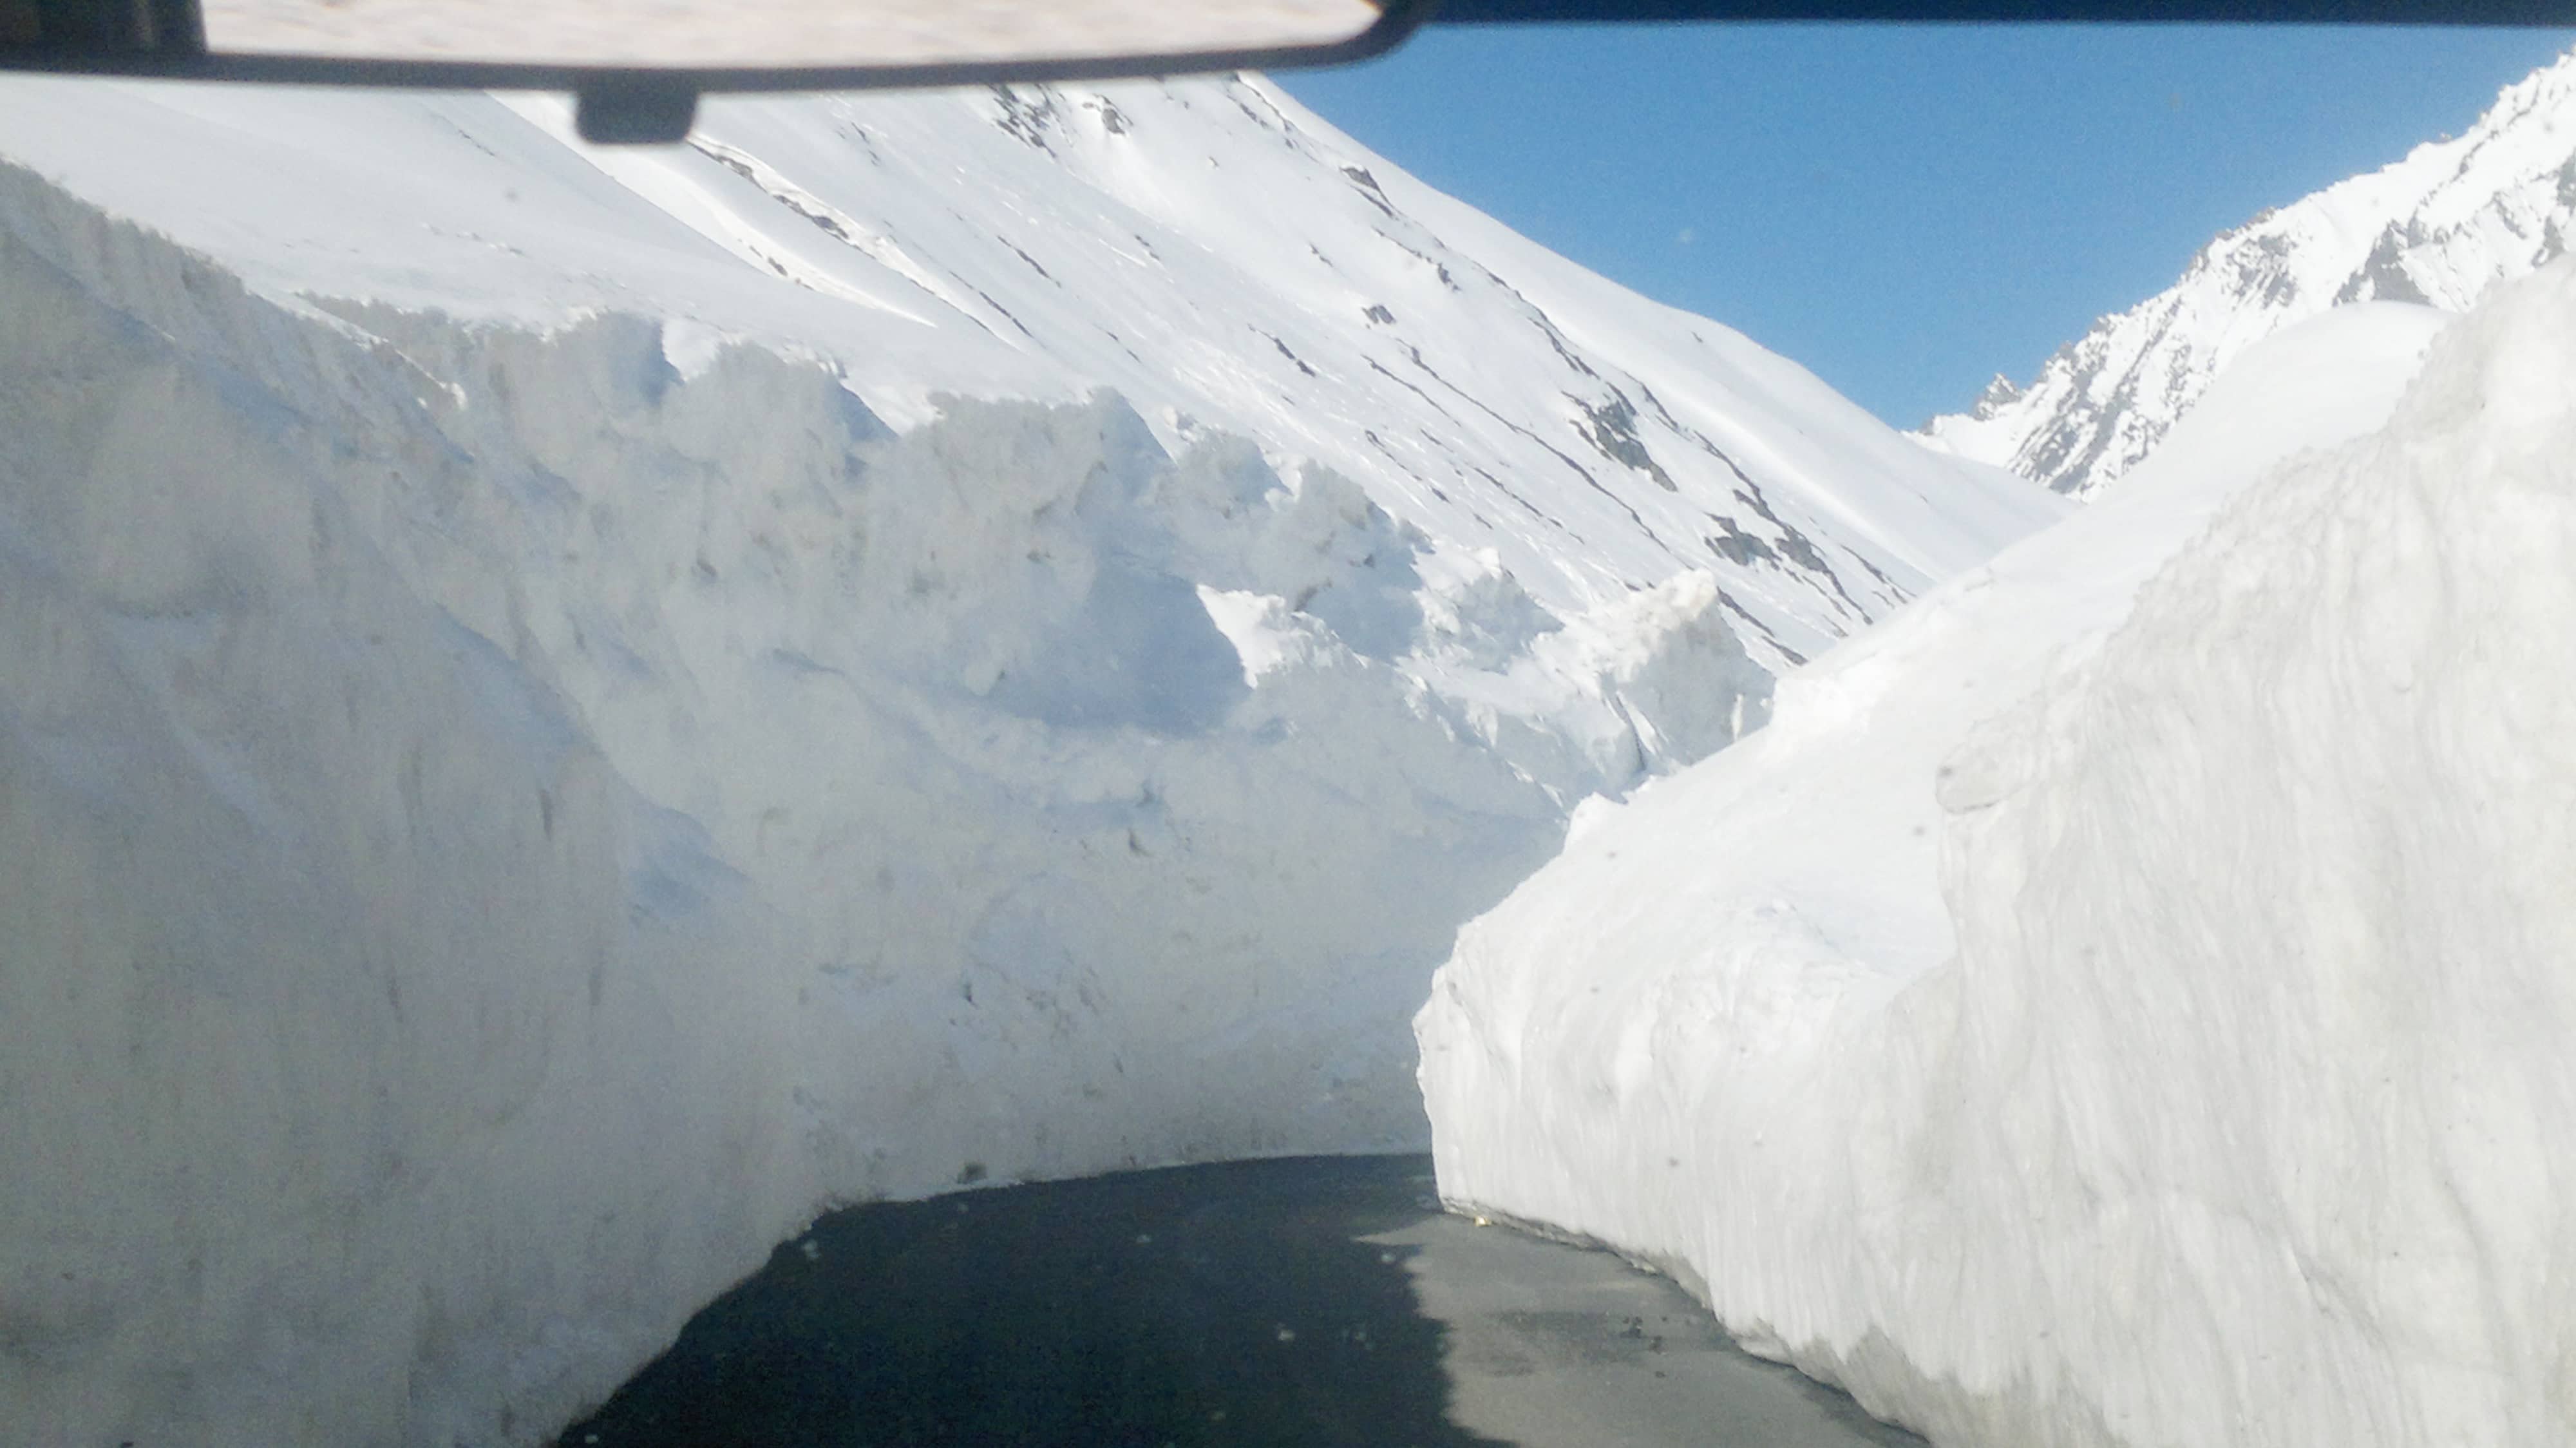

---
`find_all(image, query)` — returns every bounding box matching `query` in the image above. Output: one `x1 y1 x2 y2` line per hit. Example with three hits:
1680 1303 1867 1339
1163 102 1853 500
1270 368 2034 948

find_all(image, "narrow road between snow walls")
557 1156 1923 1448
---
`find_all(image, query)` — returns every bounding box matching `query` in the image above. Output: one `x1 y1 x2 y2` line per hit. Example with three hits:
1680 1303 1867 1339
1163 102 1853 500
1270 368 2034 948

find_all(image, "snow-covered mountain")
1918 47 2576 497
0 73 2056 1447
0 73 2053 665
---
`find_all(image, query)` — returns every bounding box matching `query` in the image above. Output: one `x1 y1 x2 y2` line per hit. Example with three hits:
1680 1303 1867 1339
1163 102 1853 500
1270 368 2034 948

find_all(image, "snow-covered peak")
1917 45 2576 497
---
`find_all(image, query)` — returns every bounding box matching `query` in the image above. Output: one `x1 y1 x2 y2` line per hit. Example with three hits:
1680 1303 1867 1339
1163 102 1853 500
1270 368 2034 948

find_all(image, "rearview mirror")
199 0 1392 70
8 0 2571 148
0 0 1429 142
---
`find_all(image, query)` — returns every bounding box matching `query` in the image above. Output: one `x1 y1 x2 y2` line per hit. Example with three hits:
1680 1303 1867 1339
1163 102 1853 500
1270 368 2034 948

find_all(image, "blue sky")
1278 24 2576 429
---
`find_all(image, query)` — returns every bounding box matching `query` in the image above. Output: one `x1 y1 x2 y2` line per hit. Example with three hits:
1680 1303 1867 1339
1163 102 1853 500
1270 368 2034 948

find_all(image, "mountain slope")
1918 48 2576 497
0 73 2058 665
0 73 2056 1447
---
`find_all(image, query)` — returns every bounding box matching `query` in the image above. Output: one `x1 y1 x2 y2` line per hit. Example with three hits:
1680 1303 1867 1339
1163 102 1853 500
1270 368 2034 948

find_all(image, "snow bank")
0 160 1775 1445
1415 278 2576 1446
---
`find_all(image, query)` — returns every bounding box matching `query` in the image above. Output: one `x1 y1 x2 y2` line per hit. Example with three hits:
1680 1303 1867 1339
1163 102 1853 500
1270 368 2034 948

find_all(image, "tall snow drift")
0 68 2054 1448
1423 275 2576 1446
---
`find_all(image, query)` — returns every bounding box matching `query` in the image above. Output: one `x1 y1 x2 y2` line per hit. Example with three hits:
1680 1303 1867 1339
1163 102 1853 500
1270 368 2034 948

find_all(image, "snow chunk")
1197 586 1311 685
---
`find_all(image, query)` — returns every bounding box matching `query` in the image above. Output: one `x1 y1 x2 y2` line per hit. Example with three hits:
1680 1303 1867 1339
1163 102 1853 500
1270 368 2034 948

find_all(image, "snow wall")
0 159 1774 1445
1421 265 2576 1447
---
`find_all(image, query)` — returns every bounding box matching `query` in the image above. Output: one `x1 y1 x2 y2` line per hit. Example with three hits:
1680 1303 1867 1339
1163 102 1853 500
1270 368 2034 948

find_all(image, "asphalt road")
555 1154 1924 1448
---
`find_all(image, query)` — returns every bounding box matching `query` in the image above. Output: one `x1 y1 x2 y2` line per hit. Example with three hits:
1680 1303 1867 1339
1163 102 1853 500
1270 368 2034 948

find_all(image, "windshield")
3 19 2571 1448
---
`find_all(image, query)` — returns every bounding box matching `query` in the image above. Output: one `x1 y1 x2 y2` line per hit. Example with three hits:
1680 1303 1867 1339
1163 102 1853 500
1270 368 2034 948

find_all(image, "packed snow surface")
1918 46 2576 497
1419 281 2576 1447
0 71 2055 1448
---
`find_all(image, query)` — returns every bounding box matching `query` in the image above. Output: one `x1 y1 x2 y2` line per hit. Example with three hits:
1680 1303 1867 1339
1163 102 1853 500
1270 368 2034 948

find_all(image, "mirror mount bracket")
576 75 699 145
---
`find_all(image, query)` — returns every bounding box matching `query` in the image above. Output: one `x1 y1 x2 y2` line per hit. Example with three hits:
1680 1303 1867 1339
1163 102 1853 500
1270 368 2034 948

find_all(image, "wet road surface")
556 1154 1923 1447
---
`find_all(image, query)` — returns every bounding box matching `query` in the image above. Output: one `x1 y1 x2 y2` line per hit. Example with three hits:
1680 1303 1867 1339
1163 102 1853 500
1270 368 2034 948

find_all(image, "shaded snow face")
1413 277 2576 1448
0 155 1782 1448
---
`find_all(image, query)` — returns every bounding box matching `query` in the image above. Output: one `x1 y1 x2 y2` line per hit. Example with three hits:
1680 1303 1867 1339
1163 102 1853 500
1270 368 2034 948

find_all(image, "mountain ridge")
1917 46 2576 497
